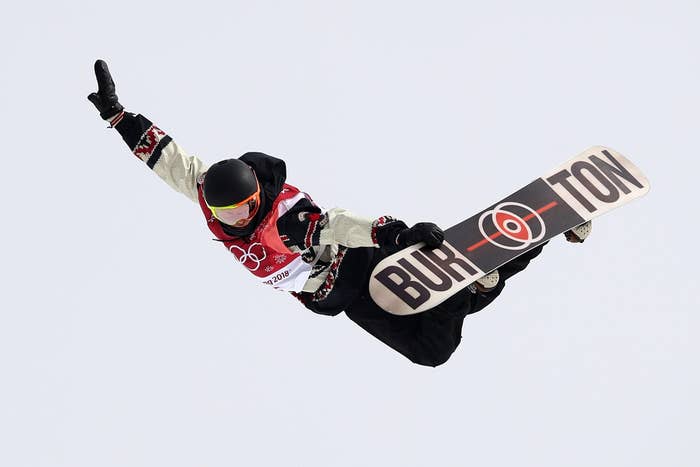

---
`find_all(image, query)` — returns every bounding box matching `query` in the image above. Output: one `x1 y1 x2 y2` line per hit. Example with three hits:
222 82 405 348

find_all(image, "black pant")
344 243 547 366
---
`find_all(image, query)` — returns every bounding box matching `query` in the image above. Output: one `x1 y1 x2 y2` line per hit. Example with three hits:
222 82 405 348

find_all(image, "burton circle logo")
229 243 267 271
476 202 548 251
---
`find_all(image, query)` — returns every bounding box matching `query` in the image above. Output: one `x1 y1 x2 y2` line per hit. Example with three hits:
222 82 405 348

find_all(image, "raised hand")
87 59 124 120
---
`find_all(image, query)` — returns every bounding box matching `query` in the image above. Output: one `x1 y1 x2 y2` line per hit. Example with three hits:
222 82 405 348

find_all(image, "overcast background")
1 1 698 466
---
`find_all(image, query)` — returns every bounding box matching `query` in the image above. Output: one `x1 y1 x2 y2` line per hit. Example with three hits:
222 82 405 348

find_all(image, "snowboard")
369 146 650 316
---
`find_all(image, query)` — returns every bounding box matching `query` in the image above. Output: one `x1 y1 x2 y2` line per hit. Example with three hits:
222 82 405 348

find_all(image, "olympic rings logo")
478 202 546 250
229 243 267 271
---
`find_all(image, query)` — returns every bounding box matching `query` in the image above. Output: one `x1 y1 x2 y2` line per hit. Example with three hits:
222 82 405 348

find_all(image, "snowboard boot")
468 269 500 293
467 221 591 295
564 221 592 243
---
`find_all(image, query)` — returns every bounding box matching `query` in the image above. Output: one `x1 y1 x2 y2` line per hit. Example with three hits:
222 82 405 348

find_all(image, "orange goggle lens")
207 186 261 226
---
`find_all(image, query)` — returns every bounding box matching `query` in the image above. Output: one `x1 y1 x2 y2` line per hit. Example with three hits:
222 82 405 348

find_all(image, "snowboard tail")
369 146 650 316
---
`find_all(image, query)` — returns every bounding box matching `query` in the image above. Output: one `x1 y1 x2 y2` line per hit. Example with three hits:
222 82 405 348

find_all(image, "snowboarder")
88 59 589 366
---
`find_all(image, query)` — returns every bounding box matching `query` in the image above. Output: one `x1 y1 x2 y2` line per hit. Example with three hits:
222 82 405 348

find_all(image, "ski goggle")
206 181 261 226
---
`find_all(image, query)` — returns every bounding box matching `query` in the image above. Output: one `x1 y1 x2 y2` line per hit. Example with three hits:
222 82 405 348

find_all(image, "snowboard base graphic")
369 146 650 316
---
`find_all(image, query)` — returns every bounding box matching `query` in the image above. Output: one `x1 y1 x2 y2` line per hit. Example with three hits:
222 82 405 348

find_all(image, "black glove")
396 222 444 248
87 59 124 120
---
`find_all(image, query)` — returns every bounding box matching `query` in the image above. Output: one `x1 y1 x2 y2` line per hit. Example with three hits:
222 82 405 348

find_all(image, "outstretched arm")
88 59 207 203
278 197 444 251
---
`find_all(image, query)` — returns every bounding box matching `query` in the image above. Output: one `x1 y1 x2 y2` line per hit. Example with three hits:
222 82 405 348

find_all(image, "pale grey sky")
1 1 698 466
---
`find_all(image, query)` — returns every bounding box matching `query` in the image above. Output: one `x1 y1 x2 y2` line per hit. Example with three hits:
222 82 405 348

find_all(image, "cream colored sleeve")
149 139 209 203
318 208 380 248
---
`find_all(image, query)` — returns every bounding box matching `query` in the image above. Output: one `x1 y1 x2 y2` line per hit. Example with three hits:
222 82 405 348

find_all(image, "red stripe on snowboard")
466 201 558 252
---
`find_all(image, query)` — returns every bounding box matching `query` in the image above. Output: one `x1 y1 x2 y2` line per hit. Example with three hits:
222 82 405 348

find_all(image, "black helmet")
203 159 259 207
